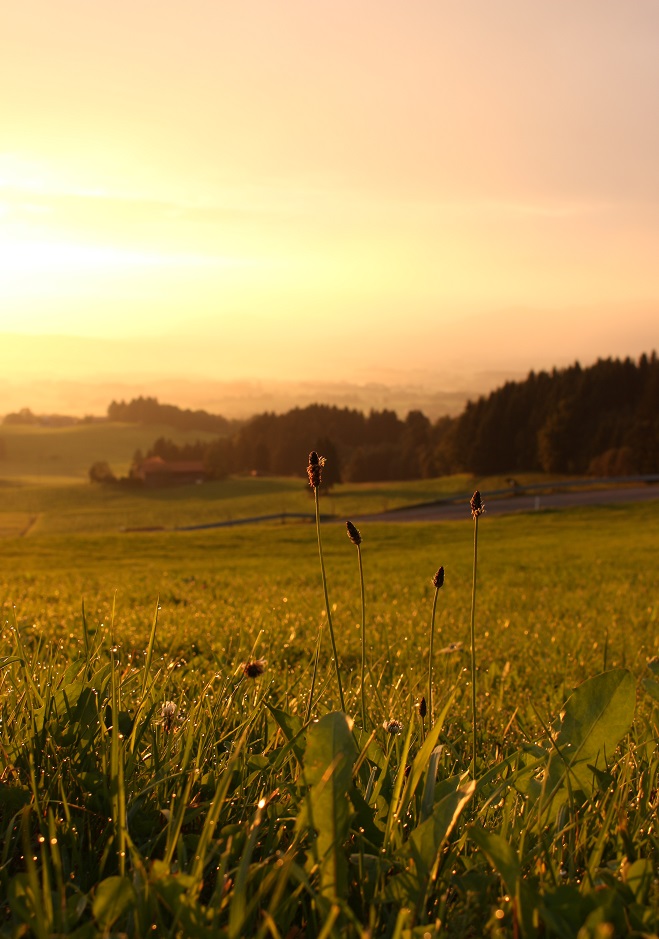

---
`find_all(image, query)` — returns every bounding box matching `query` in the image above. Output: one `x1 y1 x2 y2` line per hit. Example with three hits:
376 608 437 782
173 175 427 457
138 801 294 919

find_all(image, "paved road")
351 485 659 524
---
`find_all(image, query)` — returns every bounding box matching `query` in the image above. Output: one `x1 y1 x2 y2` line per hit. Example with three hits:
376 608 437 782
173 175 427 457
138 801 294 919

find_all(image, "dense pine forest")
118 354 658 482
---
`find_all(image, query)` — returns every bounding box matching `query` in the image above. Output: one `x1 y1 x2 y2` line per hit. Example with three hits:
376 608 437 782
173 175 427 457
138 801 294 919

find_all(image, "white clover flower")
161 700 178 732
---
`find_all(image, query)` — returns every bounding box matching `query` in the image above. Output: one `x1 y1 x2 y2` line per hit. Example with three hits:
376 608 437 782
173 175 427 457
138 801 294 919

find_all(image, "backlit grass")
1 470 586 537
0 500 657 936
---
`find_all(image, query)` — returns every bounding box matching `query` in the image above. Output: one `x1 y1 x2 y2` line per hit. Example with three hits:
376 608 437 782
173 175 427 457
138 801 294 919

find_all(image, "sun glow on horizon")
1 1 658 382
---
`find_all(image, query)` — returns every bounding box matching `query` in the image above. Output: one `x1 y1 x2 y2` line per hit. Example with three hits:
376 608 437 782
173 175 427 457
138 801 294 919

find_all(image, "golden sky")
1 1 658 402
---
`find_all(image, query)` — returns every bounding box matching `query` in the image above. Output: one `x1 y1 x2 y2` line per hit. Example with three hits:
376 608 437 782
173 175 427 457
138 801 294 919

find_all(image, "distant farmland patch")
0 421 221 482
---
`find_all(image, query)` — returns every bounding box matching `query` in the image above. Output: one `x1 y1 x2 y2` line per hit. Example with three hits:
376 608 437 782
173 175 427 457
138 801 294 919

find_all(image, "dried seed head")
383 719 404 735
432 566 444 589
242 658 267 679
307 451 326 489
346 520 362 546
470 490 485 519
418 696 427 719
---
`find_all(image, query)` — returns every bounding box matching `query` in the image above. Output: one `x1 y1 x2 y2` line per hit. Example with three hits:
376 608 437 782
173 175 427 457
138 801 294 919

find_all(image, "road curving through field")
352 484 659 524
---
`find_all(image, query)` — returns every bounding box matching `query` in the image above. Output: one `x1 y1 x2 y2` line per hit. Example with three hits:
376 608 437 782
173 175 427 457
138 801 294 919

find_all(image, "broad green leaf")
92 875 136 930
387 779 474 907
469 826 537 938
623 858 653 904
641 676 659 701
406 779 475 878
468 825 520 892
302 711 357 900
33 682 99 744
267 703 305 763
397 688 455 823
521 668 635 804
353 726 386 772
348 787 383 847
539 884 588 938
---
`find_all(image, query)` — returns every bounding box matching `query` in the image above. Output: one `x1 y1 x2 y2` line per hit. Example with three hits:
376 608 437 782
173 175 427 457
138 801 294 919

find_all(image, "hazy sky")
1 1 658 402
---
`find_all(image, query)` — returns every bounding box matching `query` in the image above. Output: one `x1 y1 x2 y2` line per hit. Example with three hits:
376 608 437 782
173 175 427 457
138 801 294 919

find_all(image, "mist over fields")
0 331 522 420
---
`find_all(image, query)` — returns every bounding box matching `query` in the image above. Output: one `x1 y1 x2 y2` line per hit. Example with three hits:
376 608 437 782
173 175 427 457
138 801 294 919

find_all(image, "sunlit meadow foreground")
0 463 658 938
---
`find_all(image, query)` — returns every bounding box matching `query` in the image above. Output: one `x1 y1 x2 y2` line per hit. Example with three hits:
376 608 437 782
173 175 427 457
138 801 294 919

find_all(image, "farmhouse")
133 456 208 486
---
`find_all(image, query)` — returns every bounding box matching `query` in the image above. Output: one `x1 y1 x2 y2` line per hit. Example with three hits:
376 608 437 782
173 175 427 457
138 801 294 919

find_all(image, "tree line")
109 354 658 484
107 396 233 434
441 352 658 476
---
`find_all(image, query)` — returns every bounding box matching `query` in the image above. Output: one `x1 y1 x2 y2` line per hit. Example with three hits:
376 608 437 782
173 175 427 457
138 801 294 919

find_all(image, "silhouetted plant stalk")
469 490 485 776
428 566 444 726
307 451 345 713
346 520 366 726
305 617 323 723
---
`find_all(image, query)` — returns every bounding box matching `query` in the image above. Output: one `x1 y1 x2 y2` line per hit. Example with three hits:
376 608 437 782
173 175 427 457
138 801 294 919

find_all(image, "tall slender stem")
428 567 444 729
469 514 479 777
314 487 345 712
357 543 366 727
305 618 323 723
428 587 439 727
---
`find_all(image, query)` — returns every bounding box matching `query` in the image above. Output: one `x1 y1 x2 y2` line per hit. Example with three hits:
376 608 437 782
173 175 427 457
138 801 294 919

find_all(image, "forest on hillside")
107 397 234 434
116 354 658 483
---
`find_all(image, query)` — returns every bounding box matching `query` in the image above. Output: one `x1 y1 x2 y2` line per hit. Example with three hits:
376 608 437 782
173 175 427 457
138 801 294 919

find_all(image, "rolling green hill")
0 420 220 482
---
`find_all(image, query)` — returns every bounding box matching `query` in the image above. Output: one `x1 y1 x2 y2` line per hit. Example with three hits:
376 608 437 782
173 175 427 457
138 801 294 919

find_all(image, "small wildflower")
383 719 404 735
470 490 485 519
432 566 444 589
307 451 326 489
418 696 427 719
242 658 267 679
160 700 178 733
346 520 362 546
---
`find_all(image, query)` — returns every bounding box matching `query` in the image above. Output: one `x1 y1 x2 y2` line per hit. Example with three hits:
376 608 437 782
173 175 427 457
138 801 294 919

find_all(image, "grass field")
2 467 579 537
0 421 221 482
2 499 656 700
0 471 657 936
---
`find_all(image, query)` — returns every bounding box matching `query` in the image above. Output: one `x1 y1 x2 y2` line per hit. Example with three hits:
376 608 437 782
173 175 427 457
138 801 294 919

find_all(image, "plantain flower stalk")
306 451 345 717
428 566 444 727
469 490 485 776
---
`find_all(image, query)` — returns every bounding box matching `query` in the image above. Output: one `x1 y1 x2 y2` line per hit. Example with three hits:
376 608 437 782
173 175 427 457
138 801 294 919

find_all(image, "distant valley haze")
1 304 656 420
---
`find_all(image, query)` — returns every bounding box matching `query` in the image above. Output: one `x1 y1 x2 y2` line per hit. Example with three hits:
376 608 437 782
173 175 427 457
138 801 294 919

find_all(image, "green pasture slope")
0 417 586 536
1 465 565 540
0 461 658 935
0 419 220 482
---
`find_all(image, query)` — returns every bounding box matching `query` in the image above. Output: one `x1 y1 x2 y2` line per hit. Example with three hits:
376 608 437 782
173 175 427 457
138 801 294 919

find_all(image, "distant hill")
0 374 481 422
3 354 656 485
0 421 221 482
136 353 659 482
107 396 235 434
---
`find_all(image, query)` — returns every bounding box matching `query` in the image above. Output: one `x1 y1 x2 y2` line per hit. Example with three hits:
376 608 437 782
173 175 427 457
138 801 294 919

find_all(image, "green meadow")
0 472 510 537
0 437 658 937
0 417 579 536
0 420 221 483
2 499 656 709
